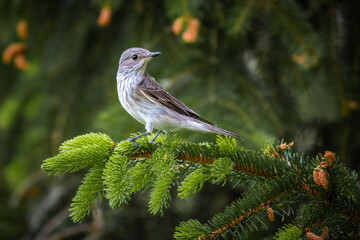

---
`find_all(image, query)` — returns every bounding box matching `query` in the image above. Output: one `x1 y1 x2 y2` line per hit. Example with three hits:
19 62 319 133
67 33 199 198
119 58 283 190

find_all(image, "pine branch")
41 133 113 175
178 166 210 199
228 0 257 35
148 148 177 216
103 153 132 209
175 174 295 239
274 224 302 240
41 133 360 239
69 164 105 223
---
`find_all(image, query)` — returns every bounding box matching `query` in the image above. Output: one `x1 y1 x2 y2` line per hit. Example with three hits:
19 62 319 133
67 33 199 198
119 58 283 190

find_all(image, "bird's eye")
131 54 138 60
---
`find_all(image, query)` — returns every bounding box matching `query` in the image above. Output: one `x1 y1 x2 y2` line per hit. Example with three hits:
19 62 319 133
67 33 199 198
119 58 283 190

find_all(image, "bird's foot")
122 131 161 149
149 140 157 148
122 131 151 148
148 130 161 148
124 138 139 148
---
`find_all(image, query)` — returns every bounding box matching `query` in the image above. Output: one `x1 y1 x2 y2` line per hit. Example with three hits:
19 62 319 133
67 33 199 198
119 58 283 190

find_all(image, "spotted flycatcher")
117 47 242 146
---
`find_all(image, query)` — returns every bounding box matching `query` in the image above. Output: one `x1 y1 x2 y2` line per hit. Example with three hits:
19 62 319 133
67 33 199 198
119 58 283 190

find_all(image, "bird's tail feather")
206 125 244 141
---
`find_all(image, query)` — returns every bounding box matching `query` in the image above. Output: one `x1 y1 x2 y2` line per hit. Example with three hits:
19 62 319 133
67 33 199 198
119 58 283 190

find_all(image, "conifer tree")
42 133 360 239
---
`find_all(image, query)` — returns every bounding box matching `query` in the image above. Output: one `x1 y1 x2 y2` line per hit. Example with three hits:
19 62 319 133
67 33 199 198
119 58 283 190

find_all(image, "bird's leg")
149 130 162 147
125 131 150 147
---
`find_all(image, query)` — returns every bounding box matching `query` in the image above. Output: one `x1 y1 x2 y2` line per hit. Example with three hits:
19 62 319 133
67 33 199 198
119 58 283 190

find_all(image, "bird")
116 47 243 146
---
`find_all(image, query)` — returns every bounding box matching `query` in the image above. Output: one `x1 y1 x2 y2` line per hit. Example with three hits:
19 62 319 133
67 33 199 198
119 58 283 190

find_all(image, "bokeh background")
1 0 359 239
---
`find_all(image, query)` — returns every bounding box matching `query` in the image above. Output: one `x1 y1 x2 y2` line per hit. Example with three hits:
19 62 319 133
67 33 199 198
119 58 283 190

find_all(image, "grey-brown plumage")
139 73 213 125
116 47 242 145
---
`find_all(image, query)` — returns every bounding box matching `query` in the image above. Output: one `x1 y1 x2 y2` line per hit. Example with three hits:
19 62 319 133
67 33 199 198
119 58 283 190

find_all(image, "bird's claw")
149 140 157 148
124 138 139 148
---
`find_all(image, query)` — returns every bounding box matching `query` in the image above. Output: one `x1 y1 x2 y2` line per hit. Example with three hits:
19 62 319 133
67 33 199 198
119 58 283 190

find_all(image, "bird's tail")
205 124 244 141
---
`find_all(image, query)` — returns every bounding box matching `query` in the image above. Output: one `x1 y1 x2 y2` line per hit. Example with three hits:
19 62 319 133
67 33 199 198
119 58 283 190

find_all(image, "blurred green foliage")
0 0 359 239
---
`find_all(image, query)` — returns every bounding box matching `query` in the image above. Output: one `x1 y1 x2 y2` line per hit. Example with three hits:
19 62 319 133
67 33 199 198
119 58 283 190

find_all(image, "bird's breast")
117 75 153 125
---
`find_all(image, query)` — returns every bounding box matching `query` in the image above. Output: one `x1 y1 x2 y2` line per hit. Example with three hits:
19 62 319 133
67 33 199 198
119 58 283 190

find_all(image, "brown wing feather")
139 73 214 125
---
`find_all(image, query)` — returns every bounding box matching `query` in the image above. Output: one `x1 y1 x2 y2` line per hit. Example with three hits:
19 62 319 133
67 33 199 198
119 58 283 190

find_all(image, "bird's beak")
141 52 161 62
149 52 161 58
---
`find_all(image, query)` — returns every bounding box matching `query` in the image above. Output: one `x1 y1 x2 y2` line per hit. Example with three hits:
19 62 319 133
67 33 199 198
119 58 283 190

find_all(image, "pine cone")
2 42 26 64
182 17 200 43
182 28 197 43
318 169 328 190
188 17 200 30
17 20 28 40
321 227 329 239
14 54 28 70
172 17 184 35
97 6 112 27
320 161 329 169
324 151 335 166
313 166 321 186
267 207 275 222
306 231 323 240
280 141 294 150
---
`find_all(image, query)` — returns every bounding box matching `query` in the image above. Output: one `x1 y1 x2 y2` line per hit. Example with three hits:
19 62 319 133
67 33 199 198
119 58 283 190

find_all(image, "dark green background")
1 0 359 239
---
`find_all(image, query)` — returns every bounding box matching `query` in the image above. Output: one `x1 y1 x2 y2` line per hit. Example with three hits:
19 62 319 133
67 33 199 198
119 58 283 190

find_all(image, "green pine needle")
103 154 132 209
130 160 154 193
274 224 302 240
69 164 105 223
216 135 239 156
41 133 112 175
210 157 235 186
59 132 112 152
174 219 208 240
148 150 177 216
178 166 210 199
41 133 360 238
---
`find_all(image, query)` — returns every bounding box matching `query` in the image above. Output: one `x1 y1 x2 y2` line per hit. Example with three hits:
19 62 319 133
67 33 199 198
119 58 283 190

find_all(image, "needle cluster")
41 133 360 239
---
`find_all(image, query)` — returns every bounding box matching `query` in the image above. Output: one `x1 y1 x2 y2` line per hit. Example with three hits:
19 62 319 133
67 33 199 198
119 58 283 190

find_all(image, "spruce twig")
41 133 360 239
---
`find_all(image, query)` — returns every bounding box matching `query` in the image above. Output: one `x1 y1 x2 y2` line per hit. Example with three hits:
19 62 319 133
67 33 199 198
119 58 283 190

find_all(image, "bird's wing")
139 73 214 125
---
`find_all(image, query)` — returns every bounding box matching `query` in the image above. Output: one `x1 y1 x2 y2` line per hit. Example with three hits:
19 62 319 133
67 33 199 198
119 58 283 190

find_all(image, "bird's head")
118 47 161 76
